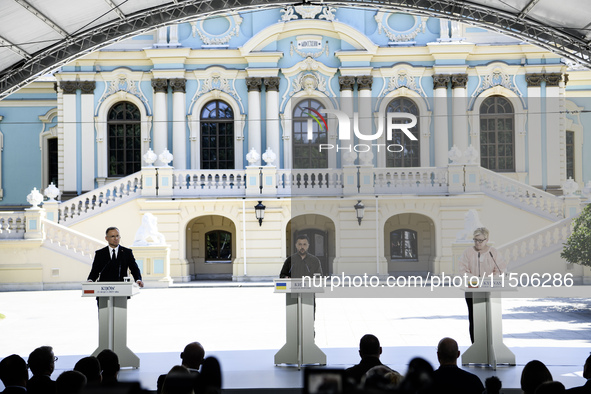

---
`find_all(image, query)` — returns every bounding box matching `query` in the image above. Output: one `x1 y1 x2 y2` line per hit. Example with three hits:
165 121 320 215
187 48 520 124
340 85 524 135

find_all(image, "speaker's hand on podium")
136 280 144 288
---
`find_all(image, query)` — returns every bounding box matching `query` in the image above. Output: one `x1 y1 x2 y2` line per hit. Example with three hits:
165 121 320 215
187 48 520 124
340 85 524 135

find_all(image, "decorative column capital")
151 78 169 93
59 81 79 95
264 77 280 92
356 75 373 90
433 74 450 89
170 78 187 93
338 76 356 91
246 77 262 92
79 81 96 94
451 74 468 89
544 73 562 87
525 73 543 87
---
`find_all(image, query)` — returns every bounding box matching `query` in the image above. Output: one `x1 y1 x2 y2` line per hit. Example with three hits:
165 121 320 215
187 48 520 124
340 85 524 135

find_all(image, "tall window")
107 102 141 177
47 137 58 186
386 98 420 167
566 131 574 180
205 230 232 263
480 96 515 172
390 229 418 260
292 99 328 168
201 100 234 169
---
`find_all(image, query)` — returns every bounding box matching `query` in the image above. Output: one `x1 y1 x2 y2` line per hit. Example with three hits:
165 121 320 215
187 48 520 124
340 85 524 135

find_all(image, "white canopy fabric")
0 0 589 99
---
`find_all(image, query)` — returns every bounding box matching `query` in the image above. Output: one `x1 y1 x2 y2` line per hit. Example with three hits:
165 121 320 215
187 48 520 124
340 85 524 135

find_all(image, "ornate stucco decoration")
471 67 523 100
374 11 426 43
290 40 329 59
280 5 336 22
190 69 245 114
280 57 338 111
190 13 242 46
96 71 151 116
381 68 426 98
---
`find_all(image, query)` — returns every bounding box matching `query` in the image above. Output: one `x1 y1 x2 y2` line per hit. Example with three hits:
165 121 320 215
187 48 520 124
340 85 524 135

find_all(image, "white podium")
274 278 326 369
461 283 516 369
82 281 140 368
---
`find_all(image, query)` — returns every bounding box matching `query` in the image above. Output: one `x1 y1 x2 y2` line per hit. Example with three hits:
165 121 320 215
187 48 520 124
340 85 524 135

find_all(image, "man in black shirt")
345 334 384 386
432 337 484 394
280 235 322 278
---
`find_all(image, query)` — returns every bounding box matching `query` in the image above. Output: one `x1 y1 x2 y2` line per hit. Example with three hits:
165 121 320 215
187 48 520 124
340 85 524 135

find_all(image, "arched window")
292 99 328 168
201 100 234 169
390 229 418 260
479 96 515 172
386 98 420 167
205 230 232 263
107 102 141 177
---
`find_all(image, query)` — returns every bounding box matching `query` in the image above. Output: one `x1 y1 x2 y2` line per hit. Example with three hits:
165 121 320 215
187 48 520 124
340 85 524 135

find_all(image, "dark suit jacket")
27 375 56 394
87 245 142 282
432 365 484 394
1 387 27 393
567 380 591 394
344 356 383 385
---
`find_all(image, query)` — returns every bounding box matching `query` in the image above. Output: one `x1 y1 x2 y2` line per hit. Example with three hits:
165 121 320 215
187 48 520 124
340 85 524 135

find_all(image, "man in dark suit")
27 346 57 394
345 334 384 386
0 354 28 393
432 337 484 394
87 227 144 287
567 355 591 393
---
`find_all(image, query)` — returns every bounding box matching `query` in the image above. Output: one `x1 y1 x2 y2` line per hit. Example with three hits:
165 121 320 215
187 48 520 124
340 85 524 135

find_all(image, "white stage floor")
1 283 591 392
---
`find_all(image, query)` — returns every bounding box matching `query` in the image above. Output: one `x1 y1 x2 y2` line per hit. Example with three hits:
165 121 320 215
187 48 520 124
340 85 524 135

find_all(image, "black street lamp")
255 201 266 226
354 200 365 225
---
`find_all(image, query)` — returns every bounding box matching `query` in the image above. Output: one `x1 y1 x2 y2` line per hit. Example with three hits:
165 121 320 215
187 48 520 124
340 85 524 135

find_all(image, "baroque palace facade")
0 6 590 289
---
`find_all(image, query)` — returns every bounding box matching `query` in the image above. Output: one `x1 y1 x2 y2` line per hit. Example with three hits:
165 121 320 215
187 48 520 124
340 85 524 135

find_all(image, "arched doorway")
384 213 435 275
186 215 236 280
286 215 335 275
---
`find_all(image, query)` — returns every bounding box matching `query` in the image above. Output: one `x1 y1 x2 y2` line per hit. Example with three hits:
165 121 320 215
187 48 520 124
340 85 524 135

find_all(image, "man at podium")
280 235 323 278
88 227 144 287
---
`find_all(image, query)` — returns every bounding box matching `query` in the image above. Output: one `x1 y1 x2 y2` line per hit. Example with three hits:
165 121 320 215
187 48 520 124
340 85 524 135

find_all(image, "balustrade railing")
43 219 104 262
480 168 564 219
0 212 26 239
173 170 246 196
374 167 448 194
58 173 142 224
499 217 573 270
277 169 344 196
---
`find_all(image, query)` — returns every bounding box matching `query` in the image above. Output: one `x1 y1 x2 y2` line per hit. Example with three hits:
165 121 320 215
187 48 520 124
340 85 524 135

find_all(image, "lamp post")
354 200 365 225
255 201 266 226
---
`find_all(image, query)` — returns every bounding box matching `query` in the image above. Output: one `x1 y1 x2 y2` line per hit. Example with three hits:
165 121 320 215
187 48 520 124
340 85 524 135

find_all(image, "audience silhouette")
27 346 57 394
0 354 28 393
567 355 591 394
432 337 485 394
521 360 554 394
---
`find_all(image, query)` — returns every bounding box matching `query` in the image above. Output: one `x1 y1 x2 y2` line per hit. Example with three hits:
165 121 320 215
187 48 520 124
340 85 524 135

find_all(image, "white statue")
133 213 166 246
455 209 484 242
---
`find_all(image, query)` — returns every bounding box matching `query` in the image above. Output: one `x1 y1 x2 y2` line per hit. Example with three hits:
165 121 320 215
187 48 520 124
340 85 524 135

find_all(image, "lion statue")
455 209 484 242
132 213 166 246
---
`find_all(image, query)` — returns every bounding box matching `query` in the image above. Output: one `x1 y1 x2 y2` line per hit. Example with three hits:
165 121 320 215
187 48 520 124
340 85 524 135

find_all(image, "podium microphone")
490 251 502 274
477 252 480 277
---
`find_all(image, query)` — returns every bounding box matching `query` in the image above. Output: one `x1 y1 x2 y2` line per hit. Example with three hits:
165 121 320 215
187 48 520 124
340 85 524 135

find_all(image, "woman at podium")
459 227 506 343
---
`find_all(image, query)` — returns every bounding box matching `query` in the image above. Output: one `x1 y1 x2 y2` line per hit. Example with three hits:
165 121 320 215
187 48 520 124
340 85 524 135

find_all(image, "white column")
80 82 96 191
246 77 262 166
546 74 562 189
451 74 469 153
60 81 78 193
339 76 355 165
171 78 187 169
264 77 280 165
526 75 543 187
357 76 374 166
152 79 168 166
433 75 450 167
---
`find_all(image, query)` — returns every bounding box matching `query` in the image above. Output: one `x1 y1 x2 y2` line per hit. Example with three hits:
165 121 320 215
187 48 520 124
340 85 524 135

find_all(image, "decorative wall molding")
245 77 262 92
59 81 96 95
375 11 426 43
264 77 280 92
289 40 329 58
280 57 338 112
339 76 355 91
382 69 425 97
96 70 151 116
170 78 186 93
451 73 468 89
190 13 242 46
472 67 523 100
433 74 450 89
190 69 244 114
280 5 336 22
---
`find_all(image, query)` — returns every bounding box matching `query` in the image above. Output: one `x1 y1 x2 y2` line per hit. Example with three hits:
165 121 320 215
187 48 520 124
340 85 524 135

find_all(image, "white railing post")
448 164 464 193
464 164 481 193
157 167 174 197
562 195 582 218
359 165 375 194
260 166 277 197
245 166 261 196
24 207 45 240
343 166 358 194
142 167 158 197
